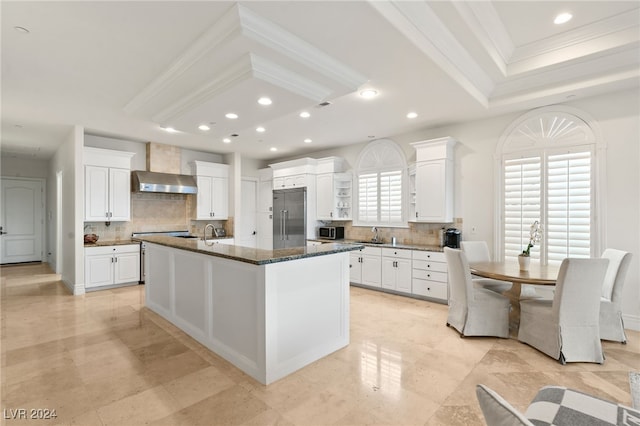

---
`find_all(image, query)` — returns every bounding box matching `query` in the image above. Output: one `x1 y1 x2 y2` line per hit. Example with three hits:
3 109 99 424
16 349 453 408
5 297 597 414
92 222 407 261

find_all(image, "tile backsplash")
84 193 230 241
325 218 463 246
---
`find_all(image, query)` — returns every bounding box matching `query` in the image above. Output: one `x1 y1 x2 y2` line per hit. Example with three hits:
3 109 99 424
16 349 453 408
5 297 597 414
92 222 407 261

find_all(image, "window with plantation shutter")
504 157 541 260
358 173 378 222
498 108 599 264
546 150 591 262
355 140 407 226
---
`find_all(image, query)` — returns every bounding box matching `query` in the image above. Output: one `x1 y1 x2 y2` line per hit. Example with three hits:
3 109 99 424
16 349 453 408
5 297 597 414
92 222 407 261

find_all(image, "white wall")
49 126 85 294
84 134 224 173
1 156 50 178
271 90 640 330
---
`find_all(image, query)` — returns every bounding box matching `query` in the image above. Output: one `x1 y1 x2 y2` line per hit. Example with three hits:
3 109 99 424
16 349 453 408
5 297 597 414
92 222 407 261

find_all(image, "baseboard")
623 313 640 332
61 279 85 296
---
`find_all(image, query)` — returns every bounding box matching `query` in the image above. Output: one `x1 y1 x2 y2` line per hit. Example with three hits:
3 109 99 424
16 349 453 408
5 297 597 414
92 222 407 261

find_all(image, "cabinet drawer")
413 259 447 273
413 269 447 283
381 247 412 259
85 244 139 256
354 246 382 256
412 250 445 262
412 279 447 300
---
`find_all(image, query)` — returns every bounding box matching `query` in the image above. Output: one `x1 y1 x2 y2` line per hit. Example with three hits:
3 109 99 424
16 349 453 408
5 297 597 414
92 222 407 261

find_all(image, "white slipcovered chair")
518 258 609 364
444 247 510 338
460 241 512 293
600 248 632 343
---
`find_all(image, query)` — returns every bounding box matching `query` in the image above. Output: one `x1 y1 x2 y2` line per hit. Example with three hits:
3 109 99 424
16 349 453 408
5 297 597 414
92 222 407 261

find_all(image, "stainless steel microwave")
318 226 345 240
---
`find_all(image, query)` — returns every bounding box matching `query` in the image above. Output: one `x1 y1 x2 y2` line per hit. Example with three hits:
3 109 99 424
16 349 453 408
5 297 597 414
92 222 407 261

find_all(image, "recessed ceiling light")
359 89 378 99
299 111 311 118
223 138 231 144
225 113 238 119
162 126 178 133
270 147 278 152
407 112 418 119
256 126 266 133
554 12 573 25
14 26 30 34
304 138 312 144
198 124 210 131
257 97 272 106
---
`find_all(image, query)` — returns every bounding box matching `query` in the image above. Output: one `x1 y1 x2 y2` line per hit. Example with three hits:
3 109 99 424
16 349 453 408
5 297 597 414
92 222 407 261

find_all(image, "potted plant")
519 220 542 271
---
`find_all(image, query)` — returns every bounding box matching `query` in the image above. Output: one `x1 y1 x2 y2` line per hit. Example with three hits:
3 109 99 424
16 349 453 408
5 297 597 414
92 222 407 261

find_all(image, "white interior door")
1 178 44 264
236 179 257 248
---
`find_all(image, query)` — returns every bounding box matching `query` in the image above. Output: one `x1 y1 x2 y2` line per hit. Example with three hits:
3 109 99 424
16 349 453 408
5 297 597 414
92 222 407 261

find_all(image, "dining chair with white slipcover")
518 258 609 364
599 248 632 343
444 247 511 338
460 241 512 293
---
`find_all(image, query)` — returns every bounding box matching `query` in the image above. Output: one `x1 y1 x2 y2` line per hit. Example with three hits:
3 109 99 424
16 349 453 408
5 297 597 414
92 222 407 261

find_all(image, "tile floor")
1 262 638 425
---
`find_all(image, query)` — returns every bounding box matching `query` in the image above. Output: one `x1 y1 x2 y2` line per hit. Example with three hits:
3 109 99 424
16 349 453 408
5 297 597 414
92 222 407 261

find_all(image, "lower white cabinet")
349 246 382 287
350 245 448 303
85 244 140 289
381 248 412 294
412 250 448 302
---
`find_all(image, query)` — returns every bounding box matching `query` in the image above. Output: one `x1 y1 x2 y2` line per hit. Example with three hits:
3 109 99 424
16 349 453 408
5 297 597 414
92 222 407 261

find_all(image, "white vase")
518 255 530 272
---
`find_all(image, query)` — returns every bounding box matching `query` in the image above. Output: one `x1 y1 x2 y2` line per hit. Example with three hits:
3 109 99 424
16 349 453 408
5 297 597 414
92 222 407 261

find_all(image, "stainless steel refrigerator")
273 188 306 249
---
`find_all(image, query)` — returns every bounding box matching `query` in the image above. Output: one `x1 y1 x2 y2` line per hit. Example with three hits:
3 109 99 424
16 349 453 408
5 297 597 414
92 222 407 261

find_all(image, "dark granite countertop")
84 239 140 248
138 235 363 265
308 238 444 252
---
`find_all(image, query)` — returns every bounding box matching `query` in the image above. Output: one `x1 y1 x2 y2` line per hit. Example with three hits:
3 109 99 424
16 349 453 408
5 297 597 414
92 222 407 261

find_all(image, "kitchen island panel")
174 250 208 339
264 253 349 384
144 242 349 385
209 256 263 374
146 244 172 316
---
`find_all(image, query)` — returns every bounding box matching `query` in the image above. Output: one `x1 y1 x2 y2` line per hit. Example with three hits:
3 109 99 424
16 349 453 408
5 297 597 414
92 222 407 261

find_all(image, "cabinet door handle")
415 212 418 218
330 212 333 217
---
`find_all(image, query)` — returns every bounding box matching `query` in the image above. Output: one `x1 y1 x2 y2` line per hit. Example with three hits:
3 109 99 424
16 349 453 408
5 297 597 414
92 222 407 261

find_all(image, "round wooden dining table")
469 261 560 333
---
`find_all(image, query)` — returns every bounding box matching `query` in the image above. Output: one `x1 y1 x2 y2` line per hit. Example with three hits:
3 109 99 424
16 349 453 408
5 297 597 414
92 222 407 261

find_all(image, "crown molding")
368 0 494 107
493 46 640 99
123 4 241 115
125 3 366 120
510 9 640 65
152 53 332 124
237 4 367 90
451 1 513 76
250 54 332 102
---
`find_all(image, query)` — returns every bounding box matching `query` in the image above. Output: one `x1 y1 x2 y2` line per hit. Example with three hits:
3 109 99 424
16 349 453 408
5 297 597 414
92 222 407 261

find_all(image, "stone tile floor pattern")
1 262 638 425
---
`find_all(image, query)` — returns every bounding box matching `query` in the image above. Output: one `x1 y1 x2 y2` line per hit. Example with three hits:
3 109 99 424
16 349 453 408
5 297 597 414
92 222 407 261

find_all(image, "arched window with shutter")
496 106 603 264
355 139 407 226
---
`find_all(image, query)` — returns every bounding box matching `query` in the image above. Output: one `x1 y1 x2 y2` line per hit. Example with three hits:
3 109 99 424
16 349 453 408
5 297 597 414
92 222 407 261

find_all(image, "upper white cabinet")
315 157 352 221
410 137 457 223
84 147 135 222
191 161 229 220
269 158 317 190
317 172 352 221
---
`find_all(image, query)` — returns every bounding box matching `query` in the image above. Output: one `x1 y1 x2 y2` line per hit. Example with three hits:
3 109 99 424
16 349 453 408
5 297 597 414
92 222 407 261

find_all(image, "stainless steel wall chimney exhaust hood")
132 171 198 194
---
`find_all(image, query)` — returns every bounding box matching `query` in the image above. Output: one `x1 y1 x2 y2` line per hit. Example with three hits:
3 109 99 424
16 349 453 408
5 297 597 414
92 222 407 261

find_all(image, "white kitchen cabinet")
191 161 229 220
412 250 448 303
273 174 307 189
381 248 412 294
349 246 382 288
257 168 273 250
84 148 135 222
316 172 352 221
85 244 140 289
410 137 457 223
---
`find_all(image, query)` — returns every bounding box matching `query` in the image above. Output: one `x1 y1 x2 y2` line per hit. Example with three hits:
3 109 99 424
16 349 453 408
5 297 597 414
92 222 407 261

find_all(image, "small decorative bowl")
84 234 99 244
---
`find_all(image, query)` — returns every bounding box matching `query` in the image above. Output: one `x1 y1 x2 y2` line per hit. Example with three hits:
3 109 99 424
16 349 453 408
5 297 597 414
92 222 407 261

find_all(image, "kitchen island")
138 236 362 385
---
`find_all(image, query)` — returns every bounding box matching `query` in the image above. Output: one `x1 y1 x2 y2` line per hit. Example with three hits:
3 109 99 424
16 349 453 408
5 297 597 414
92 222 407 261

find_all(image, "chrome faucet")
204 223 215 242
371 226 379 242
